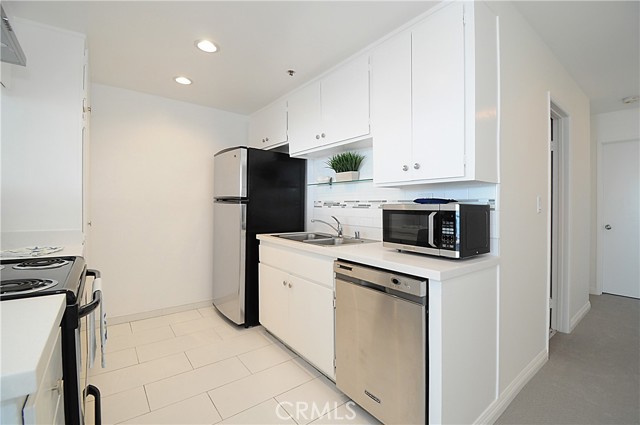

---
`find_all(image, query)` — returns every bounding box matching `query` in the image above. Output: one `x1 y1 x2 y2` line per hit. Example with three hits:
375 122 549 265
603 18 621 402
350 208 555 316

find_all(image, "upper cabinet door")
321 54 370 146
411 1 465 180
289 55 370 156
288 81 322 154
371 30 412 184
249 99 287 149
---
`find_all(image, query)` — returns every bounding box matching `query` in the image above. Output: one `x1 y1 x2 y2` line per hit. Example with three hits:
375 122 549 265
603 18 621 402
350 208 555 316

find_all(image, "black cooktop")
0 256 86 303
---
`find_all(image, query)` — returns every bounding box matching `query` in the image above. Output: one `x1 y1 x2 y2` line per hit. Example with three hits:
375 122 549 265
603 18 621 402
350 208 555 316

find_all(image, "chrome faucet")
311 216 343 238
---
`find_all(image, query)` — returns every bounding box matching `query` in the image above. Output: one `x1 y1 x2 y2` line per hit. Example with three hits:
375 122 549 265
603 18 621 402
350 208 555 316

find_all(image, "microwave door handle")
428 212 437 248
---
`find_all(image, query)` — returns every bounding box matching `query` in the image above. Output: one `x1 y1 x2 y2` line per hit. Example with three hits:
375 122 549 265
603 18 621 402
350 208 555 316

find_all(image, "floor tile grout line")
90 353 195 399
206 390 225 423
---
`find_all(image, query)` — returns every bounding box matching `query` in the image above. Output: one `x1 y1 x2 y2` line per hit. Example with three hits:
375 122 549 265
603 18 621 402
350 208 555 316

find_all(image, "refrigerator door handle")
241 204 247 231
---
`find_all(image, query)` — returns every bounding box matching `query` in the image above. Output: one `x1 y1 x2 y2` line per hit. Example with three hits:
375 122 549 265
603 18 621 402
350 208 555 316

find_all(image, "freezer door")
213 201 246 324
214 148 247 198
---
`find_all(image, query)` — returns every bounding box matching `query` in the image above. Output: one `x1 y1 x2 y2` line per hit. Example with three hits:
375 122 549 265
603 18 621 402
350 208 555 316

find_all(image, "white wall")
489 0 591 401
1 20 85 239
89 84 247 319
591 108 640 293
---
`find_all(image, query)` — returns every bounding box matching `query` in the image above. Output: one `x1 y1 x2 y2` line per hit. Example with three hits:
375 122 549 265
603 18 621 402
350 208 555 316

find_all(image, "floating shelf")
308 178 373 187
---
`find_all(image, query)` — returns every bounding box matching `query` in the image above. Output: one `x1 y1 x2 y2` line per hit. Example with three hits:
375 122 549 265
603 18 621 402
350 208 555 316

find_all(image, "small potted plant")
326 151 365 182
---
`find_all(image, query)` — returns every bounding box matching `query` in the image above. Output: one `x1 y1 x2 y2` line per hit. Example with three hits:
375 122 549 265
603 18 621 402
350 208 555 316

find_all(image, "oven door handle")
79 269 102 318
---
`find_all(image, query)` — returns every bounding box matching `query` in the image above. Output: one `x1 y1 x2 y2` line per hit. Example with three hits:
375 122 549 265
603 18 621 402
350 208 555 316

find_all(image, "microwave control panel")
439 211 459 250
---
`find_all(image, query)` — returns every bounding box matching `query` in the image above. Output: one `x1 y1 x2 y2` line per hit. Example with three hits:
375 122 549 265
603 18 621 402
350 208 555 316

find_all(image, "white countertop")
0 294 67 401
257 234 499 281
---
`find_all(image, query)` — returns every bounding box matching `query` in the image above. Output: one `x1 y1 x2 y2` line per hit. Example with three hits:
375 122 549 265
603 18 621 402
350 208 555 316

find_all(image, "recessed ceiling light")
622 95 639 104
196 40 218 53
174 76 192 85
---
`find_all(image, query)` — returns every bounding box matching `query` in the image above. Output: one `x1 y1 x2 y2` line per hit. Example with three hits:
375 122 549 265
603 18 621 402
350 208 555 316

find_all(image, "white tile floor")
85 305 381 425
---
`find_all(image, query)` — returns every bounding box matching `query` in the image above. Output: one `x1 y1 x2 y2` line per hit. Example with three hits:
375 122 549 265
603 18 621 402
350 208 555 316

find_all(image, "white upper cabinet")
288 54 370 156
370 30 413 184
372 1 499 185
248 99 288 149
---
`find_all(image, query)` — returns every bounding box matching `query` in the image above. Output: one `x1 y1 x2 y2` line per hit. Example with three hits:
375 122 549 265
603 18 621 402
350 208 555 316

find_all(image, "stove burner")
0 278 58 295
13 258 70 270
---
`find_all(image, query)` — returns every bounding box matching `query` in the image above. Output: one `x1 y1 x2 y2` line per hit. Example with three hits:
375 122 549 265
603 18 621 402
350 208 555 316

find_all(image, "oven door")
382 204 440 255
78 270 103 425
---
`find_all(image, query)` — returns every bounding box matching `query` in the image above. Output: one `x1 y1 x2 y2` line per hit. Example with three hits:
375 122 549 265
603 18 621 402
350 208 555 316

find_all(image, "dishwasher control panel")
334 261 427 297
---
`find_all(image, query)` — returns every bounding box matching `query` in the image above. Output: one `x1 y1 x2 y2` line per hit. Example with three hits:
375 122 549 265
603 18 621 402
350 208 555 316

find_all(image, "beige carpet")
496 294 640 425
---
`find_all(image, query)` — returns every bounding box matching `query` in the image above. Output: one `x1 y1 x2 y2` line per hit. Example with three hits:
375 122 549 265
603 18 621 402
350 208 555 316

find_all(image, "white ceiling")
5 1 639 116
513 1 639 115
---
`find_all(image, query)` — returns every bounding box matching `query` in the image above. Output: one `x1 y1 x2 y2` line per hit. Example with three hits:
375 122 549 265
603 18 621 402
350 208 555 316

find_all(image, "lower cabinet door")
23 329 64 424
258 264 290 340
288 275 335 379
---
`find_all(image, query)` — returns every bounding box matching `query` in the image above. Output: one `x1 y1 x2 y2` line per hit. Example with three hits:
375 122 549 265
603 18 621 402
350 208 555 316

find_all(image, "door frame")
595 137 639 295
548 98 571 334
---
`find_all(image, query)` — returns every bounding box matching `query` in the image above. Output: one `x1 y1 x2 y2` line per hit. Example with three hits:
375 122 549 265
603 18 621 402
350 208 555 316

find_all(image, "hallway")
497 294 640 424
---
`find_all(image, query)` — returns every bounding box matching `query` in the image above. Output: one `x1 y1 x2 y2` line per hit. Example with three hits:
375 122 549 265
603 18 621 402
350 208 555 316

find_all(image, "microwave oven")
382 203 490 259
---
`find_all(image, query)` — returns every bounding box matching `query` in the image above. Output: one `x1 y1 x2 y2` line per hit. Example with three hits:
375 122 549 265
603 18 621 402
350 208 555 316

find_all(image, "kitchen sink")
275 232 377 246
275 232 334 242
304 237 376 246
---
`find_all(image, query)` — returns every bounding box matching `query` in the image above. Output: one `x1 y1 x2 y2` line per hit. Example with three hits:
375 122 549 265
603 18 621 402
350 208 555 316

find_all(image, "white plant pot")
335 171 359 182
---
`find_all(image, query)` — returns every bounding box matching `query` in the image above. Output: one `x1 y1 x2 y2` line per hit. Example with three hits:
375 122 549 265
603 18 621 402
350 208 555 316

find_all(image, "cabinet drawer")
260 244 334 288
23 328 64 424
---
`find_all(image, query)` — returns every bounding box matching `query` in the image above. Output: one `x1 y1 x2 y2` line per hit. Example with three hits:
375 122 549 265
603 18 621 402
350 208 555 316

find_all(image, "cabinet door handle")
315 134 320 140
321 133 326 138
50 379 63 395
282 281 287 286
265 137 269 142
414 163 420 170
402 165 409 171
288 283 292 288
262 138 265 143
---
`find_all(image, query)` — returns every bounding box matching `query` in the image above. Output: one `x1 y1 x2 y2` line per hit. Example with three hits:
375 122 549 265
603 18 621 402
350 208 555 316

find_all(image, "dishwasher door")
334 261 427 425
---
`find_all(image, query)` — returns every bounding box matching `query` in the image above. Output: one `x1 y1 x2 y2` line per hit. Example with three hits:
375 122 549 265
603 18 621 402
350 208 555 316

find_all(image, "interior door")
602 139 640 298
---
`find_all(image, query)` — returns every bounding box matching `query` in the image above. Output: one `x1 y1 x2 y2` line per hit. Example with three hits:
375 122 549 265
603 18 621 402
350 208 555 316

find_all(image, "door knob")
413 163 420 170
605 224 612 230
402 165 409 171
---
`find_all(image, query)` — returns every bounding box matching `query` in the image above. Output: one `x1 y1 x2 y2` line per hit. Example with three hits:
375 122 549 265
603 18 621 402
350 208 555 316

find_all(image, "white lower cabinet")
23 329 65 424
259 244 335 379
1 328 65 425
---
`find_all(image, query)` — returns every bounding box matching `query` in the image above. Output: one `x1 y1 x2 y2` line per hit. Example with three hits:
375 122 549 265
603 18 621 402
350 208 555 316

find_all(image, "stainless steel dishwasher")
334 260 428 425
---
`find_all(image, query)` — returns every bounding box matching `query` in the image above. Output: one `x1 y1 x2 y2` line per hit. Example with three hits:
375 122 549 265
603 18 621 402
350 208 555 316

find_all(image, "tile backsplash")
305 148 500 254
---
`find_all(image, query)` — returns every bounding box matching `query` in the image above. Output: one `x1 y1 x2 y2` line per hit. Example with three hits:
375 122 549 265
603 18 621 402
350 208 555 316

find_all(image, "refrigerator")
213 146 306 326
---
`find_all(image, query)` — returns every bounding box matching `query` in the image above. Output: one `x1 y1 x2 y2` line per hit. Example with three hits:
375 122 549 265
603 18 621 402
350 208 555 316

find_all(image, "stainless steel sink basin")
275 232 334 242
304 237 377 246
275 232 377 246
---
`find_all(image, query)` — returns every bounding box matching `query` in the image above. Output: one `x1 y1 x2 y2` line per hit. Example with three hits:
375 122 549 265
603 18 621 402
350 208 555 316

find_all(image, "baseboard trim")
108 300 214 325
569 300 591 332
474 349 548 424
